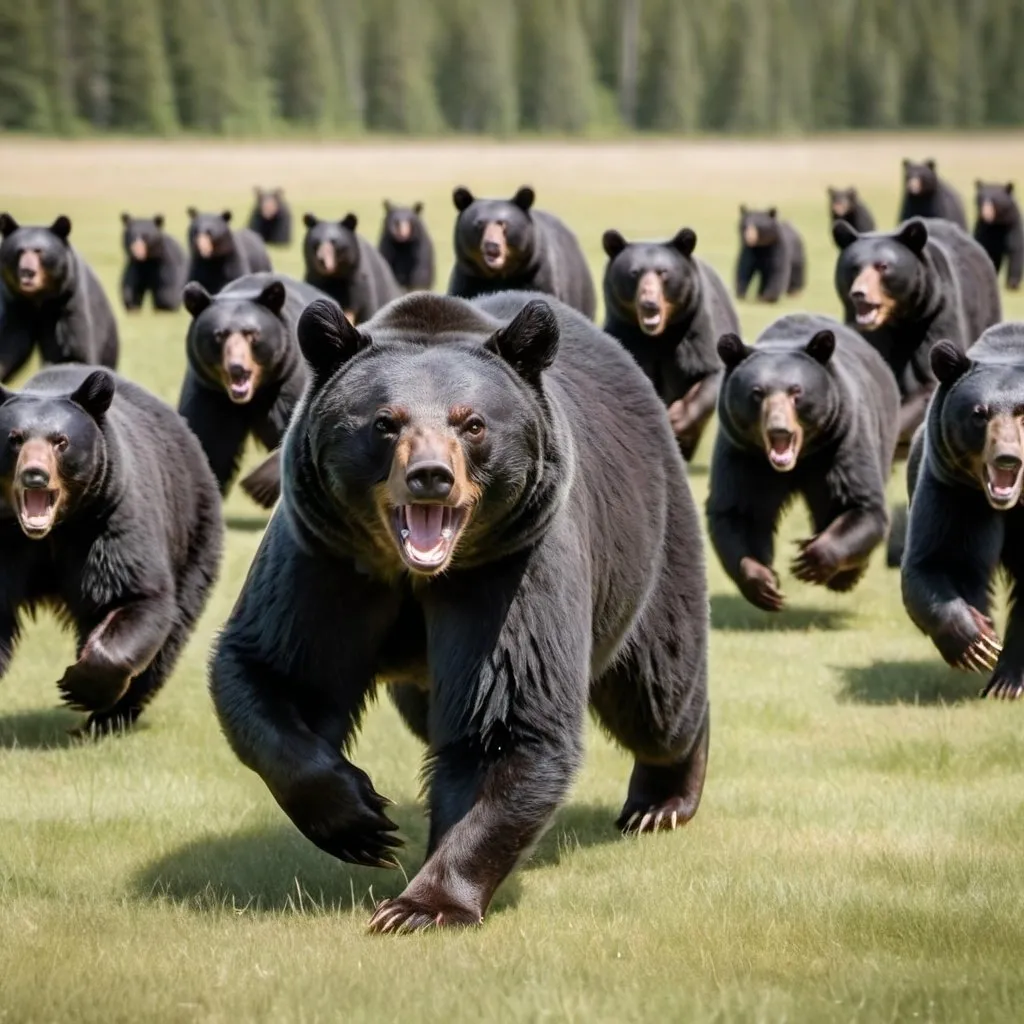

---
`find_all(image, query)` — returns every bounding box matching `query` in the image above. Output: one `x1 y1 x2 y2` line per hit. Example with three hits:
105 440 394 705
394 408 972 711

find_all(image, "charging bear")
898 159 967 229
119 213 187 312
973 181 1023 291
735 206 806 303
248 187 293 247
378 200 435 291
186 209 272 295
827 187 875 233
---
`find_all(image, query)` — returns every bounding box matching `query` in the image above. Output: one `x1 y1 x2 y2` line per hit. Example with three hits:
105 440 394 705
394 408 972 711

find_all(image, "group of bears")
0 154 1022 934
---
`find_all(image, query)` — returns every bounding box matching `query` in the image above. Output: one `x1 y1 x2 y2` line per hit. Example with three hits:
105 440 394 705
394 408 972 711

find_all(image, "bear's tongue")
406 504 446 555
23 489 50 518
989 465 1019 497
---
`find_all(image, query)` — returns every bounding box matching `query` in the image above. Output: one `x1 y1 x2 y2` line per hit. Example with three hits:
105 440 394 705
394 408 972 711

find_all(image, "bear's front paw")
791 535 842 585
935 606 1002 673
738 557 784 611
367 891 482 934
981 668 1024 700
56 659 132 713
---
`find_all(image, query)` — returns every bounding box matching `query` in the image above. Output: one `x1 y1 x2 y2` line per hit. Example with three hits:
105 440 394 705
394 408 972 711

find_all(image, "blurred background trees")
4 0 1022 135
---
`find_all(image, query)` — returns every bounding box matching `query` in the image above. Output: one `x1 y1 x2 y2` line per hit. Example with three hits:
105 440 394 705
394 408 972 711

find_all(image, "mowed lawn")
2 136 1024 1024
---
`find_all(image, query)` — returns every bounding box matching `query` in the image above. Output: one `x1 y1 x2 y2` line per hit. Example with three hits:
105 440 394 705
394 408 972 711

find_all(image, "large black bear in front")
378 200 435 291
448 186 596 318
902 325 1024 699
834 217 1001 459
708 314 899 611
735 206 806 303
898 159 967 229
247 188 292 247
973 181 1023 291
186 209 272 295
119 213 187 312
302 212 401 322
0 214 119 383
178 273 326 509
0 365 222 731
210 290 709 933
602 226 739 460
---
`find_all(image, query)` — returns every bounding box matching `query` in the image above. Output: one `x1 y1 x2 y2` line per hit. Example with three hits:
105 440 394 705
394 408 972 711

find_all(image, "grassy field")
2 135 1024 1024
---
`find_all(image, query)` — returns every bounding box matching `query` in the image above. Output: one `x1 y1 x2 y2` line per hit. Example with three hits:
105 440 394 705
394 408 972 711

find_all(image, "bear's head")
121 213 168 263
975 181 1016 226
0 370 113 539
0 214 74 300
183 278 291 405
452 186 536 277
717 323 837 472
302 213 360 280
929 332 1024 510
828 187 859 220
289 295 563 576
738 206 780 248
903 159 939 198
187 209 234 260
383 200 424 244
832 218 929 331
601 228 700 336
255 187 284 221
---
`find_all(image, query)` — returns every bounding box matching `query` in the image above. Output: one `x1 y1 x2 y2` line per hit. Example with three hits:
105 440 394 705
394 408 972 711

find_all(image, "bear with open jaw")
0 365 222 732
707 314 899 611
209 290 709 932
902 325 1024 700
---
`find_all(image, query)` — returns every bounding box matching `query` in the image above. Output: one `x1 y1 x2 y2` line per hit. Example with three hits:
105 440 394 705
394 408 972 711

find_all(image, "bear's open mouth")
984 461 1023 509
15 486 59 538
638 305 663 334
227 370 254 403
765 430 798 471
854 299 882 327
391 504 467 573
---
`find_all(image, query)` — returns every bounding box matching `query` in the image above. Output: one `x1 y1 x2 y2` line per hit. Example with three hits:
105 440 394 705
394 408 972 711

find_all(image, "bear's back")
924 218 1002 339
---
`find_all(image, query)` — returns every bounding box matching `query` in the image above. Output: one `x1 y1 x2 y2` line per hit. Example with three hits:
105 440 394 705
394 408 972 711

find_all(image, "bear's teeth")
400 528 410 540
441 527 453 540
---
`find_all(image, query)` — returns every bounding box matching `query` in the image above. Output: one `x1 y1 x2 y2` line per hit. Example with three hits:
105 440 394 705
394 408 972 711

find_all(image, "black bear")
186 209 272 296
209 290 710 933
448 186 596 318
735 206 806 303
0 365 222 732
828 187 875 233
602 226 739 461
302 212 401 322
833 217 1001 458
178 273 327 509
707 314 899 611
0 214 119 383
248 187 292 247
898 159 967 229
973 181 1023 291
378 200 435 291
901 325 1024 699
119 213 187 312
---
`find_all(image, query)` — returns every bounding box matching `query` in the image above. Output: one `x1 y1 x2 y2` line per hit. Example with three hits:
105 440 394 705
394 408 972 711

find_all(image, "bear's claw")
367 895 481 935
618 797 691 835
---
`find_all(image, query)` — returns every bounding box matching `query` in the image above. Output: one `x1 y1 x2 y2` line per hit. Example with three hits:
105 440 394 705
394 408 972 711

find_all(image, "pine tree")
268 0 337 128
638 0 703 133
105 0 176 133
0 5 55 130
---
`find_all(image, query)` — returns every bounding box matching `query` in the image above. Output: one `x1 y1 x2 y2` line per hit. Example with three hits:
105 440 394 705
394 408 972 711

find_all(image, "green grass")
2 135 1024 1024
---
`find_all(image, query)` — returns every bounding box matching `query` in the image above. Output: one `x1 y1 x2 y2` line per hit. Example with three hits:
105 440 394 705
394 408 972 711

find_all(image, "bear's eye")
658 269 668 279
7 430 23 450
374 413 399 436
214 330 228 344
462 416 486 439
788 385 802 399
750 386 765 402
630 268 641 279
874 261 889 274
972 404 989 422
53 435 69 453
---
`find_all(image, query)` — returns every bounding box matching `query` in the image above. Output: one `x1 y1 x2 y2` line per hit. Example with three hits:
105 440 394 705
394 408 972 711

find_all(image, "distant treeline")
2 0 1023 137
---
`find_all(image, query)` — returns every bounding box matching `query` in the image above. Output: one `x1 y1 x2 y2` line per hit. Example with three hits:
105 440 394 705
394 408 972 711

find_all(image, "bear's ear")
717 333 752 370
303 212 318 229
1007 182 1015 195
187 207 198 220
805 329 835 365
255 280 287 316
975 179 983 190
902 158 910 169
50 216 72 241
341 213 358 232
274 187 284 197
602 229 628 259
453 187 475 212
183 282 213 319
221 210 233 223
413 201 423 215
896 218 928 256
827 187 837 199
383 199 393 213
832 220 859 250
485 299 559 386
0 213 18 237
298 299 369 384
739 204 748 216
767 207 777 219
669 227 697 257
120 212 131 225
926 158 936 171
153 214 165 229
69 370 115 422
848 187 858 200
512 186 535 212
930 340 971 386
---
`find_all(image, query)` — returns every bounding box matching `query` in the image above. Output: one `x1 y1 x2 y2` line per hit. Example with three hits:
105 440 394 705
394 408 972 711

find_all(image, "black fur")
828 187 875 233
209 289 709 932
248 188 293 247
447 186 596 318
119 213 187 312
0 214 119 383
0 364 222 731
378 200 435 291
708 314 899 611
973 181 1023 291
735 206 806 303
601 227 739 461
186 209 272 295
898 159 967 229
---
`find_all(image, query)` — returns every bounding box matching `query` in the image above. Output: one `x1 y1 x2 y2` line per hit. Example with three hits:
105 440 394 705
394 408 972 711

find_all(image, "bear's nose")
228 363 251 383
406 460 454 500
482 240 502 256
20 466 50 489
850 287 866 301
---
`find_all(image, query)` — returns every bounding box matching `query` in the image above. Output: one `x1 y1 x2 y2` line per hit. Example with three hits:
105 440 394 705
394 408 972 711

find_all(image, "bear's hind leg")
982 572 1024 700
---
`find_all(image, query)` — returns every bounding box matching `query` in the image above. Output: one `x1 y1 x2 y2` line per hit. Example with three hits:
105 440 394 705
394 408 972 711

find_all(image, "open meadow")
3 135 1024 1023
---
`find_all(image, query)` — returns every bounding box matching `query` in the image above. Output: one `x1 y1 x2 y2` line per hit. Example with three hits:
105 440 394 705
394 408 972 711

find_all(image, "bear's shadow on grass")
711 592 852 632
0 706 107 750
131 801 621 920
225 515 271 534
836 659 981 705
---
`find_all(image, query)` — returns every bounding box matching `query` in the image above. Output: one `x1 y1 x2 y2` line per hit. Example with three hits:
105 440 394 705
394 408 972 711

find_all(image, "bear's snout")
406 459 454 500
16 250 45 293
391 218 412 242
981 200 996 223
19 464 51 489
195 232 214 258
130 238 148 261
480 222 508 270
